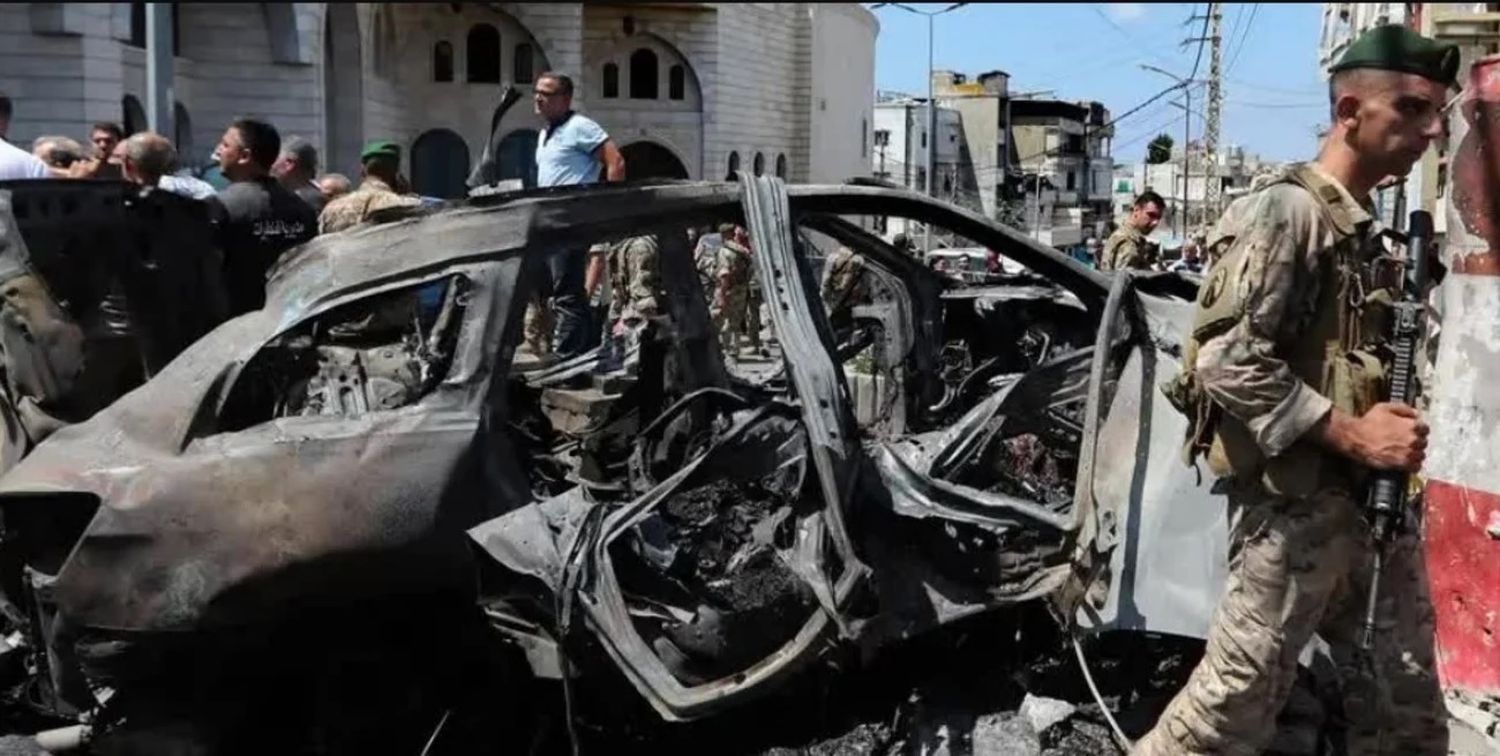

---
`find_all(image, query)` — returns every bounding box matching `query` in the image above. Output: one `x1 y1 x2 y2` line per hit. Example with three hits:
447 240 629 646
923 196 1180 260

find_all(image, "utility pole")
1168 96 1192 239
926 13 936 254
1203 3 1223 224
872 3 968 252
1141 65 1196 239
146 3 174 137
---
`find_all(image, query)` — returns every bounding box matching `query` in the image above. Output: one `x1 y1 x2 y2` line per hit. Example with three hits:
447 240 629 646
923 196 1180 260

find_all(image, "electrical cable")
1187 3 1211 81
1225 3 1260 76
1091 3 1178 68
1071 629 1135 752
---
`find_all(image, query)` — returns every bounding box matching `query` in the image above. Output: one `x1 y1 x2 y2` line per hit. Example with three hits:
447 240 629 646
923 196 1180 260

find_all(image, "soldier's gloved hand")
1347 402 1429 472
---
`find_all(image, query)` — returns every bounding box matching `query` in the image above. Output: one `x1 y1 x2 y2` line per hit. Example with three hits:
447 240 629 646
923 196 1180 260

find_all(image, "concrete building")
931 70 1012 221
908 69 1114 249
871 95 966 201
1126 142 1275 239
870 92 968 241
1010 98 1114 248
1 2 878 197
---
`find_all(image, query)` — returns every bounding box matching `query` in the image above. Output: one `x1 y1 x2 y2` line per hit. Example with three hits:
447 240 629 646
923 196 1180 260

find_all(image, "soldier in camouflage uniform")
1100 190 1165 272
711 226 759 356
1139 25 1456 756
695 223 732 307
523 295 555 357
820 245 869 332
318 141 422 235
607 234 663 329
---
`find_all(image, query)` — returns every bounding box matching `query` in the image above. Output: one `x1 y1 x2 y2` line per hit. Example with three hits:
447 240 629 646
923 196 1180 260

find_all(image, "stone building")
1 2 878 197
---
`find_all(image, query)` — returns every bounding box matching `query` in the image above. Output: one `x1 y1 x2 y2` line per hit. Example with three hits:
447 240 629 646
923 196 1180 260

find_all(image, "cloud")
1106 3 1146 22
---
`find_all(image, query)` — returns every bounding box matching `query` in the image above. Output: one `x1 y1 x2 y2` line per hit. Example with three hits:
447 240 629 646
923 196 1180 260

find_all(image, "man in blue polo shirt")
531 71 626 358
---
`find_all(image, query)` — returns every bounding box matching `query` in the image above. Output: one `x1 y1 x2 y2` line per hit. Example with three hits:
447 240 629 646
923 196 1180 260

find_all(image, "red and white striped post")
1425 52 1500 710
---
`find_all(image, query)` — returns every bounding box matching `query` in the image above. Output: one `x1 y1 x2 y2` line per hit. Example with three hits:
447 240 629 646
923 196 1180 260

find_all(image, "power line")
1225 3 1260 76
1228 76 1321 97
1187 3 1211 80
1013 81 1195 166
1091 3 1178 68
1226 99 1323 109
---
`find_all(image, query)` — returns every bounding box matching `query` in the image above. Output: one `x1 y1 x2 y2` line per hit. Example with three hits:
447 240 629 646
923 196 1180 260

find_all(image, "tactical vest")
1162 164 1394 497
1102 228 1158 272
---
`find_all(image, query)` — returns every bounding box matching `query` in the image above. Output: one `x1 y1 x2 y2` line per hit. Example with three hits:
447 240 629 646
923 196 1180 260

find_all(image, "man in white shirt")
0 93 48 181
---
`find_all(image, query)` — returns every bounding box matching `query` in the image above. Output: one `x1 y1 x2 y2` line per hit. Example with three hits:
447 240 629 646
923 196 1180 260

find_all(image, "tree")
1146 134 1174 165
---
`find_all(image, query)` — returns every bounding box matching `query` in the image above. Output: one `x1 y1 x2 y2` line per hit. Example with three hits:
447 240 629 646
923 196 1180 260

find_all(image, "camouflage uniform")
523 295 554 357
607 235 663 327
1143 163 1446 755
317 177 422 235
1099 224 1158 272
711 237 759 354
821 246 869 325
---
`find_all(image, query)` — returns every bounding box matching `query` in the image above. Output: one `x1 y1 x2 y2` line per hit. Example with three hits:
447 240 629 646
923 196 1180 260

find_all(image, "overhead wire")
1225 3 1260 76
1187 3 1211 81
1228 76 1322 97
1011 80 1196 166
1090 3 1179 68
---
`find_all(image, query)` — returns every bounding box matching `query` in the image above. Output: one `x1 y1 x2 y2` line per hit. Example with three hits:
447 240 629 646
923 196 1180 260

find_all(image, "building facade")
1127 142 1275 241
931 70 1011 221
1 2 878 197
871 96 965 202
870 93 968 241
898 69 1115 249
1009 98 1114 248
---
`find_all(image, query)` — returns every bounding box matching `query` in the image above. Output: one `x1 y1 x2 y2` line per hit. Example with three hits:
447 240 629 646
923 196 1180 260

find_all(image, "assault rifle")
1359 209 1433 651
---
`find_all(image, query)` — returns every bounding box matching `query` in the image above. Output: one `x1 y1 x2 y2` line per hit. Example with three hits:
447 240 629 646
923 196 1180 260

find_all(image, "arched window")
434 41 454 82
726 151 740 181
668 65 685 100
603 63 619 98
122 95 147 136
514 42 534 85
775 154 787 180
629 48 658 99
174 102 193 161
467 24 501 83
753 153 765 177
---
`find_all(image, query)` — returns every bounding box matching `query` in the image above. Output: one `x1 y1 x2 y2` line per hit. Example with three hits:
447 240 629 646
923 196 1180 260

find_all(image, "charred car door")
0 181 225 472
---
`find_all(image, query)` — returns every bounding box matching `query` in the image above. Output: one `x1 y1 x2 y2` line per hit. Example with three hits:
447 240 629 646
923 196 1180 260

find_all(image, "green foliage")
1146 134 1174 165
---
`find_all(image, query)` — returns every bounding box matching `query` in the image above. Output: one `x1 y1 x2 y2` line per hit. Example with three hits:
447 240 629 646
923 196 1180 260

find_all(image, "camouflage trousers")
711 287 761 353
1133 482 1447 756
524 295 555 357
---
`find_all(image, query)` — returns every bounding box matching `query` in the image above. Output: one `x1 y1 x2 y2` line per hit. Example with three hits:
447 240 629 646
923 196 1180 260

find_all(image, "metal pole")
925 13 935 253
1033 173 1042 241
146 2 174 137
1182 86 1190 238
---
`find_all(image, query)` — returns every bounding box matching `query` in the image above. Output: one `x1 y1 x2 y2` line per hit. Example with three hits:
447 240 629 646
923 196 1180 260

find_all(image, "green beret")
1330 24 1460 86
360 140 401 162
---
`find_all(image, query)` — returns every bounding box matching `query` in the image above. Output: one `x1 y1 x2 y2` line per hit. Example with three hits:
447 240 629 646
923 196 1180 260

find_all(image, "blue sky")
870 2 1328 163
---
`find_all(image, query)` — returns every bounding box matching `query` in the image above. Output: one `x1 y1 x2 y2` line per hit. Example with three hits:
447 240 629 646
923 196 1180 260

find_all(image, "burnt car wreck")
0 175 1227 753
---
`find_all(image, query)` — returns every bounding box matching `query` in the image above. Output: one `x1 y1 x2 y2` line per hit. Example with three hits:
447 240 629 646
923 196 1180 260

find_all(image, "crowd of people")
1 77 769 371
0 89 449 320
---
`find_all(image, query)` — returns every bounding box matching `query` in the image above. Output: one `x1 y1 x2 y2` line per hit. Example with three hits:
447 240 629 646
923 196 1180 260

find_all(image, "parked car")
0 176 1223 750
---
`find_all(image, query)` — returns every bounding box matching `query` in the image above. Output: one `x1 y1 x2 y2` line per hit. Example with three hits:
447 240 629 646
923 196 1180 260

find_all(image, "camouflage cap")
1329 24 1460 87
360 140 402 162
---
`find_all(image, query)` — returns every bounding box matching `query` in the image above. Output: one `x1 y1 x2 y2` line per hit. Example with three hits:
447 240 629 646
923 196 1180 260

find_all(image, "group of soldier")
522 222 768 364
